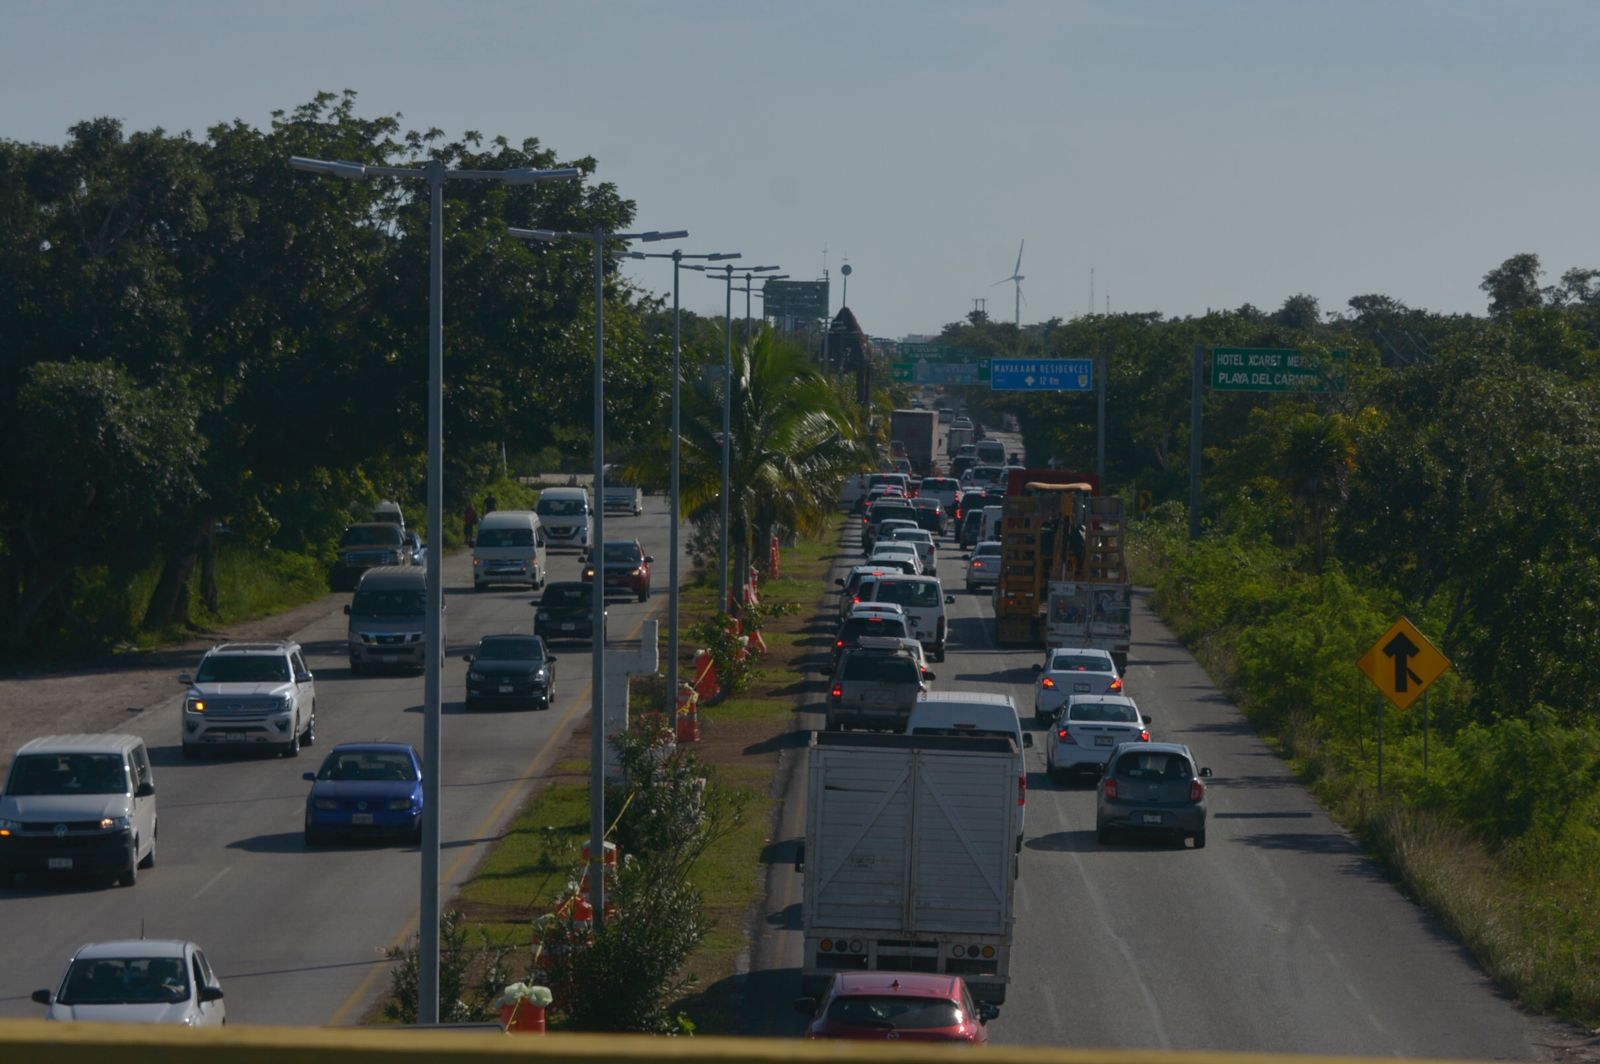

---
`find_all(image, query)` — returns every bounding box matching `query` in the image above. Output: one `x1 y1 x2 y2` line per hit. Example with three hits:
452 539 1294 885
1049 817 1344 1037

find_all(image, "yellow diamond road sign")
1357 616 1451 710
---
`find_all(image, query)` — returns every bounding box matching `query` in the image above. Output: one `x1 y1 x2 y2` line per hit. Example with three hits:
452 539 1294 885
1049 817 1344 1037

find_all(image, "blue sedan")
303 742 423 846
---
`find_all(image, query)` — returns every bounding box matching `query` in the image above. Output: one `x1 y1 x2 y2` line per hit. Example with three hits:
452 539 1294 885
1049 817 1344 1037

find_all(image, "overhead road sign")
1211 348 1347 393
892 360 985 385
898 341 978 361
989 358 1093 392
763 279 828 320
1357 616 1451 710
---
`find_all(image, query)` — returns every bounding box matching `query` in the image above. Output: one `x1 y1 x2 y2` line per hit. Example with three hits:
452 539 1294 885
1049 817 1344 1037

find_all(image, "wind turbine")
991 239 1025 327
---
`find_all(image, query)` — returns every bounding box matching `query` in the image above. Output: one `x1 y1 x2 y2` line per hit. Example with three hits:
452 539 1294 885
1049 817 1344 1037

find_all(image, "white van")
0 733 158 888
535 487 592 551
472 510 546 590
979 505 1005 549
859 573 955 661
905 692 1033 852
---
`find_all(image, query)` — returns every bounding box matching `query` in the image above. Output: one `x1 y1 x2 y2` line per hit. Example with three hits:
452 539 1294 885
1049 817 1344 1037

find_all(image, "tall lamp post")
693 263 780 612
625 249 740 705
509 224 685 931
735 273 788 348
288 154 577 1026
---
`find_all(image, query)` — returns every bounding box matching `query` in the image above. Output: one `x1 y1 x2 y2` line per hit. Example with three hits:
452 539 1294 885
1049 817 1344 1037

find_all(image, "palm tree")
644 327 865 606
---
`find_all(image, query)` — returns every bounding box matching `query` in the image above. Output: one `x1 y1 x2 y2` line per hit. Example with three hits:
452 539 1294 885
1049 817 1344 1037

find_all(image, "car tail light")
830 683 843 700
1103 777 1119 799
1110 677 1122 692
834 639 845 651
1018 774 1027 806
1139 728 1151 742
1189 779 1205 803
1056 728 1076 743
1040 676 1054 689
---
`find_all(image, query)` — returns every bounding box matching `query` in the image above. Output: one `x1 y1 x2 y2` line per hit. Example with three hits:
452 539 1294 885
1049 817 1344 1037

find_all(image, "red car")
794 971 996 1042
581 539 653 601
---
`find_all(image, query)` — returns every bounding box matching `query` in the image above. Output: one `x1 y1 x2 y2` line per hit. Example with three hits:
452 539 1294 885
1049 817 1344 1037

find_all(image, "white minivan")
859 573 955 661
534 487 593 551
472 510 546 590
905 692 1032 853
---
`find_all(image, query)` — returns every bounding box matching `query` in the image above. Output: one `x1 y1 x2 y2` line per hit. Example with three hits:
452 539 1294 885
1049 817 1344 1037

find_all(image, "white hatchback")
33 939 226 1026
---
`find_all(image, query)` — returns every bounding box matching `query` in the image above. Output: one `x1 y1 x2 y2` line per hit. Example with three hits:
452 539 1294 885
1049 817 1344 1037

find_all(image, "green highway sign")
1211 348 1347 393
898 342 977 362
893 360 987 384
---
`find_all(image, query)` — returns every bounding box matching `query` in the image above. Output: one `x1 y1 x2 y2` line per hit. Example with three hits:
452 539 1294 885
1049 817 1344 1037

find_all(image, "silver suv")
180 642 317 759
825 637 934 733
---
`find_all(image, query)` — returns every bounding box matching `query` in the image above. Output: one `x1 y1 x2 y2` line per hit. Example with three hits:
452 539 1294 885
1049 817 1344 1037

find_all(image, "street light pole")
694 263 779 613
737 273 788 350
510 225 685 932
289 153 577 1027
625 249 739 704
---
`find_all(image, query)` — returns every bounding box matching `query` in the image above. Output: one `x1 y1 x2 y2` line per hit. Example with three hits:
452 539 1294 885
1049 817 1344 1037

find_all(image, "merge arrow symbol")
1383 632 1425 692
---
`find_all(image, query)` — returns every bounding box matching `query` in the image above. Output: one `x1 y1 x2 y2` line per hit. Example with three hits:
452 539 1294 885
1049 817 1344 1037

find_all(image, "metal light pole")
510 225 685 931
625 249 740 703
695 263 780 612
288 154 577 1026
736 272 788 349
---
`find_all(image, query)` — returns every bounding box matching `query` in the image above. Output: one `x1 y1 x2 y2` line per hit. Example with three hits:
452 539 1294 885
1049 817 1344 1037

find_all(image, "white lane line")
193 866 231 899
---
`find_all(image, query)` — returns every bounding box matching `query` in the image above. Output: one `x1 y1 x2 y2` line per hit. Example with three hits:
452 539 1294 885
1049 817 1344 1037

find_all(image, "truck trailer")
889 409 938 477
797 730 1017 1006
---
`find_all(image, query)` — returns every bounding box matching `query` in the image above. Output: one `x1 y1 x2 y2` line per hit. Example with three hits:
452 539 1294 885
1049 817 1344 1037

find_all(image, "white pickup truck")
600 464 643 516
797 730 1018 1007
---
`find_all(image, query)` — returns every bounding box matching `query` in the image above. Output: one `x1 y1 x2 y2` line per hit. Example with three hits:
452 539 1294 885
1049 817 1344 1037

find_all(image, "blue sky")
5 1 1595 338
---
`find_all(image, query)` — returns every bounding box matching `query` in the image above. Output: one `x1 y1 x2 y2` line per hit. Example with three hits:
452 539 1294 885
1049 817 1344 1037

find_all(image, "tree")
1275 293 1321 331
1480 253 1544 318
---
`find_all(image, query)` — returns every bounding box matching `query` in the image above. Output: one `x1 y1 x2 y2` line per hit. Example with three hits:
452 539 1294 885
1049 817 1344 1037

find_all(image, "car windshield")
841 656 919 682
826 995 962 1030
476 637 544 662
57 956 190 1006
602 543 641 564
1069 702 1138 723
196 654 290 683
875 581 940 608
1114 752 1191 781
840 617 909 640
541 585 590 608
350 590 426 617
975 544 1001 557
340 525 402 547
1050 654 1111 672
536 498 584 516
317 751 416 781
477 527 534 547
6 753 126 796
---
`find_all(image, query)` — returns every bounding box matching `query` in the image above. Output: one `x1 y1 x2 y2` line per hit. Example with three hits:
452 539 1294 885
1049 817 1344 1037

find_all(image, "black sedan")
463 634 556 710
533 581 604 644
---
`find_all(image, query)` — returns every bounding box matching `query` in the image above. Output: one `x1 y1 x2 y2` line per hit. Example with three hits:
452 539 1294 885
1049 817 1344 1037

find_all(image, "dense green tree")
1480 253 1545 318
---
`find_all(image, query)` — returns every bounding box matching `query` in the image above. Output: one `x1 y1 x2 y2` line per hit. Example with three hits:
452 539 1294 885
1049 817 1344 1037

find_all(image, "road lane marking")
193 866 231 899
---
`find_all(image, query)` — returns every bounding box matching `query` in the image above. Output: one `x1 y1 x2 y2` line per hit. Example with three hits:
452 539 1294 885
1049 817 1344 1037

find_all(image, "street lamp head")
289 156 369 181
706 253 742 261
500 166 583 184
638 229 689 242
508 227 566 243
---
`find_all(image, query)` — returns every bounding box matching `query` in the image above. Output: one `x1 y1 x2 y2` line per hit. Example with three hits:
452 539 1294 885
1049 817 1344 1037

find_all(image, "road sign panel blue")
989 359 1094 392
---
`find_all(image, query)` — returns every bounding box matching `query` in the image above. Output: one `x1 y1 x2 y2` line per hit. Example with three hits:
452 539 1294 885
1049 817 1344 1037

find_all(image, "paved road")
0 499 681 1026
752 424 1556 1058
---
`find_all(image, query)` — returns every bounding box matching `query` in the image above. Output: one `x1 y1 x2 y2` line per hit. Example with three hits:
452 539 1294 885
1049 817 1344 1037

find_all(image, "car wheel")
281 723 301 758
409 820 424 846
825 718 843 733
933 645 946 663
182 744 200 761
638 584 649 602
1193 830 1207 849
117 850 138 887
1097 825 1113 845
138 825 156 869
1049 766 1064 785
304 826 322 848
349 657 364 676
302 706 316 747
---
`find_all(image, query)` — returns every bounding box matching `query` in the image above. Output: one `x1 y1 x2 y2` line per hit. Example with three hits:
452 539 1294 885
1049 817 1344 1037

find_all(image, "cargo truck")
889 409 938 477
946 423 975 456
796 730 1018 1007
993 469 1132 668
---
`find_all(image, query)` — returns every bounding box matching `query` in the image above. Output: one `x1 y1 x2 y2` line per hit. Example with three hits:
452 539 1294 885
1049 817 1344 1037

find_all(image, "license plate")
499 685 514 693
352 813 373 825
1094 735 1115 746
560 623 576 631
1141 813 1163 825
226 731 245 743
1074 682 1091 692
49 857 73 870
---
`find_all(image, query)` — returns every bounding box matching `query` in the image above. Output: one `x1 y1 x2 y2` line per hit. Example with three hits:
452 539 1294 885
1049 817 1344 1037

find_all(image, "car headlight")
314 798 338 811
469 670 485 682
100 816 130 831
387 798 416 811
186 698 207 714
582 567 596 579
277 694 295 710
0 817 20 836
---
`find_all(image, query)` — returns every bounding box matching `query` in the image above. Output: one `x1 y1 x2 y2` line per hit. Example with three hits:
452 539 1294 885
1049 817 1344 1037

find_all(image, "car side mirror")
978 1002 1000 1023
643 555 654 564
547 655 558 664
199 985 225 1002
1200 767 1213 778
462 655 474 664
793 996 819 1017
1031 663 1042 673
924 671 936 681
1142 715 1152 724
135 781 155 798
343 605 351 615
31 989 51 1006
944 594 955 604
177 673 193 685
793 840 805 872
1022 733 1034 748
303 771 316 781
834 578 845 587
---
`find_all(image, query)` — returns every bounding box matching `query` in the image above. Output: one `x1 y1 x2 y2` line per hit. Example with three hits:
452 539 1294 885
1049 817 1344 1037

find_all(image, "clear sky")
5 1 1595 338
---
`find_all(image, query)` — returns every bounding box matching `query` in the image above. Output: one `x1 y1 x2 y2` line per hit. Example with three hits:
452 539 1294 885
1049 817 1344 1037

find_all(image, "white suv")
180 642 317 759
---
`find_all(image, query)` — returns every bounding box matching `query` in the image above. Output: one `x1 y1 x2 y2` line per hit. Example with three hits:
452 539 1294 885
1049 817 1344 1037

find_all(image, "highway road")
0 500 680 1026
753 423 1555 1058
